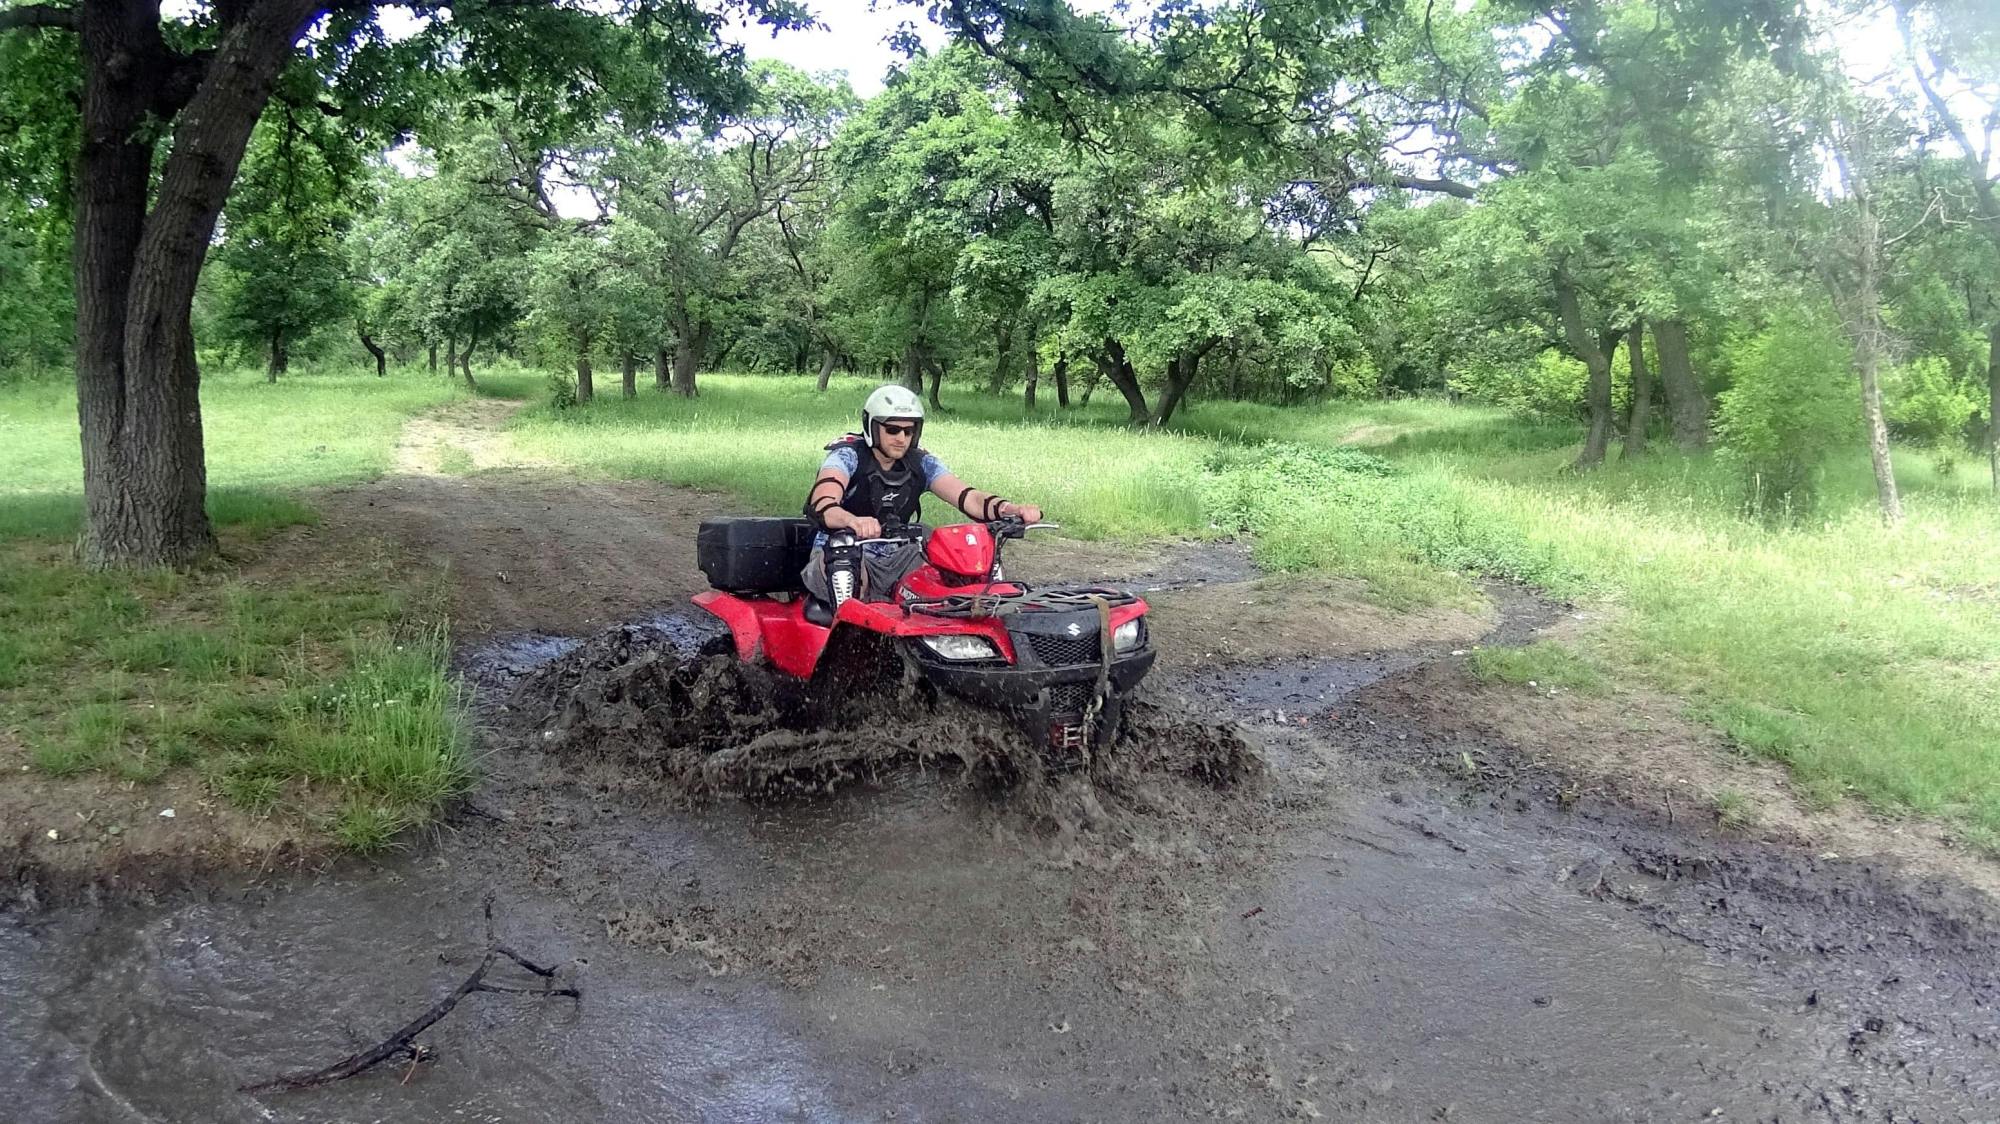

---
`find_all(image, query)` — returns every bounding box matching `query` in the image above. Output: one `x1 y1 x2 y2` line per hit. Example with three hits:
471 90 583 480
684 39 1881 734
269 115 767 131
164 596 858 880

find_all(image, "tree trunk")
460 331 478 392
926 357 946 411
72 0 211 569
71 0 323 568
900 340 925 395
1098 340 1150 424
427 340 438 375
1836 119 1902 525
1853 194 1902 525
1151 349 1204 427
672 324 708 397
1859 342 1902 524
266 325 287 381
1554 271 1614 469
575 340 594 403
655 347 670 391
445 336 457 377
1053 355 1070 408
1623 321 1652 460
816 349 837 392
621 351 637 400
1988 321 1999 497
1652 319 1708 448
1024 345 1039 411
360 328 387 377
989 325 1012 394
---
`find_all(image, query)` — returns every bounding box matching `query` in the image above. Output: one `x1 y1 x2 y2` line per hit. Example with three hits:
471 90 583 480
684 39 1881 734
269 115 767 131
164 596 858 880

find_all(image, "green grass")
1 537 470 849
1469 642 1610 694
1713 787 1756 830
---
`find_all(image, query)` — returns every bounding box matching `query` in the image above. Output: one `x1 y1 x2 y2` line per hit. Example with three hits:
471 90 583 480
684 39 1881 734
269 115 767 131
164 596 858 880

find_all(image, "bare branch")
1895 0 2000 237
1383 174 1477 199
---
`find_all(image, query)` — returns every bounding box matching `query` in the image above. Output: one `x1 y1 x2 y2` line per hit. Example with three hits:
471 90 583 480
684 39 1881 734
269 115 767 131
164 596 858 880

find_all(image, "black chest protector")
813 435 929 526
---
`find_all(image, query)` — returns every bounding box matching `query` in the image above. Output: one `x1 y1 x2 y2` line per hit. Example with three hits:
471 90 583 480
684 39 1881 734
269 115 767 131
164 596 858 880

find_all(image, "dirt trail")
303 398 730 637
6 409 2000 1122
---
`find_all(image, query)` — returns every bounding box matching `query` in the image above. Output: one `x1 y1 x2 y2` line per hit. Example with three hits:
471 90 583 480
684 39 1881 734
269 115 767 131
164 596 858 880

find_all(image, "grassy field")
6 364 1998 846
1 366 513 847
0 366 476 538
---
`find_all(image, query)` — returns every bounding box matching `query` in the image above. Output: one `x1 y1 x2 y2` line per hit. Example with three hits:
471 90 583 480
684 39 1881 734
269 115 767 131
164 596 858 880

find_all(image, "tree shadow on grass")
0 488 317 543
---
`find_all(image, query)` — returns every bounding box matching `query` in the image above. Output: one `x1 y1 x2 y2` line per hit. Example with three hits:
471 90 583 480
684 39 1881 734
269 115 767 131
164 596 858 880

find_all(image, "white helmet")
860 384 925 447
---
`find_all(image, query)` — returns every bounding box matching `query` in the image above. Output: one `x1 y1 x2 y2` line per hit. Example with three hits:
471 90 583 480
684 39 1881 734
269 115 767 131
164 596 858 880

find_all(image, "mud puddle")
1178 580 1562 714
7 560 1998 1121
10 757 1993 1121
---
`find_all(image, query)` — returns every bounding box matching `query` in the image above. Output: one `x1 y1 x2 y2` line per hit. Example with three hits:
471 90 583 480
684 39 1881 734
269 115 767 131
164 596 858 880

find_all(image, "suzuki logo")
1065 622 1082 638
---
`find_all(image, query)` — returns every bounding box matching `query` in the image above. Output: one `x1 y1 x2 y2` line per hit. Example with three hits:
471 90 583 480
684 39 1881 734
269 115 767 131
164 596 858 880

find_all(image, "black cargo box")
697 517 818 593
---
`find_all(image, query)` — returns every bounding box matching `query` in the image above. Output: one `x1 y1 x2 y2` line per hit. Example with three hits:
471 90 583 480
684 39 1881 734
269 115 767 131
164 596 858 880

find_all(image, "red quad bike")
691 515 1157 757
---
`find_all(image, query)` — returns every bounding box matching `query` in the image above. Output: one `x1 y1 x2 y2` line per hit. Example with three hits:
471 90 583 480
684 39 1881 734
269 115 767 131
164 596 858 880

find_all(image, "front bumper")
908 643 1157 755
909 646 1157 711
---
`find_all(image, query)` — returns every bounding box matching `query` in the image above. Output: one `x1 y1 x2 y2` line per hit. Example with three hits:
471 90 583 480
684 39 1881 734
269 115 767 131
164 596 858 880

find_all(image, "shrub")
546 370 579 411
1451 347 1589 421
1885 355 1979 446
1714 309 1857 520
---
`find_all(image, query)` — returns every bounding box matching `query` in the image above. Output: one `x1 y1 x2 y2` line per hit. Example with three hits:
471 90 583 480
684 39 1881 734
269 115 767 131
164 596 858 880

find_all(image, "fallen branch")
240 898 578 1094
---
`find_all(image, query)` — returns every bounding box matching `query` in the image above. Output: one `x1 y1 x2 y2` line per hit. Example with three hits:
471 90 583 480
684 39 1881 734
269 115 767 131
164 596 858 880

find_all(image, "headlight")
921 634 1001 661
1113 619 1144 653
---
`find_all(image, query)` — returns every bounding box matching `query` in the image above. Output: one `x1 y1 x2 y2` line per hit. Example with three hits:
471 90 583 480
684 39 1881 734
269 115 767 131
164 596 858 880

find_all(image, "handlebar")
989 517 1058 540
841 517 1057 547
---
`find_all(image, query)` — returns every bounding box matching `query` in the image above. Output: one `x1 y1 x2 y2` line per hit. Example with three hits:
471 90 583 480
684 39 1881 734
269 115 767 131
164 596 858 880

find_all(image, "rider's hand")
1008 503 1042 524
849 516 883 540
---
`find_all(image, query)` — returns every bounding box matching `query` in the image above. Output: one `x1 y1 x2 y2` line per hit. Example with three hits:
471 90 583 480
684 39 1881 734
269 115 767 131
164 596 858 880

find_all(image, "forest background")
2 0 1998 848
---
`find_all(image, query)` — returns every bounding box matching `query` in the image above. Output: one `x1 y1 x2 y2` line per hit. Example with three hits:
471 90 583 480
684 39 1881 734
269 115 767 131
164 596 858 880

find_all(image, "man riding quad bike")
691 385 1157 757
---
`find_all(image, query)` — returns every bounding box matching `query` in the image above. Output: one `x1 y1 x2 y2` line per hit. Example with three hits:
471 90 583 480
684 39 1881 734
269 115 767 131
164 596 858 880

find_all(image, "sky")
726 3 945 97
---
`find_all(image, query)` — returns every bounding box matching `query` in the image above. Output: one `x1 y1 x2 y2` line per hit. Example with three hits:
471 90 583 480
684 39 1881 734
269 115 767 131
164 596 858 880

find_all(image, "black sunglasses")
879 422 917 437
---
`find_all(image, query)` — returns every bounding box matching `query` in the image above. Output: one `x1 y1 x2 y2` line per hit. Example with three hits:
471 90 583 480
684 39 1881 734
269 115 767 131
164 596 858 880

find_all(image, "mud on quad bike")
691 514 1156 757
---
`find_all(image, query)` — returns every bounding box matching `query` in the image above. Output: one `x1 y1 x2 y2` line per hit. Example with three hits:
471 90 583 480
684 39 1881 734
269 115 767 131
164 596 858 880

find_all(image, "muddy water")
8 780 1987 1122
5 580 1996 1121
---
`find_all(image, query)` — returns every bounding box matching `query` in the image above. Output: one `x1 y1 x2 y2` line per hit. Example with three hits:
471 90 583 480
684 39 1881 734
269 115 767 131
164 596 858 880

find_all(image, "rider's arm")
930 472 1039 522
808 469 864 531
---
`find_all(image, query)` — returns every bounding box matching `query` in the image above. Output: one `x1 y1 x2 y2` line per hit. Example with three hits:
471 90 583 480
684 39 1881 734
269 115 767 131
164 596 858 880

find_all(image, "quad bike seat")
804 596 835 626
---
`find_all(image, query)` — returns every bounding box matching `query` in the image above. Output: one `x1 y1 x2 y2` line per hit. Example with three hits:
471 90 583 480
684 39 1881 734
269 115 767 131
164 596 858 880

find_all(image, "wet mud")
6 554 1999 1122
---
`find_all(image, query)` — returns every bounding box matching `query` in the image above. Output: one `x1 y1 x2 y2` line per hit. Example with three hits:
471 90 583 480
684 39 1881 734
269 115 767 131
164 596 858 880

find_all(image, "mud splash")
499 620 1262 808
